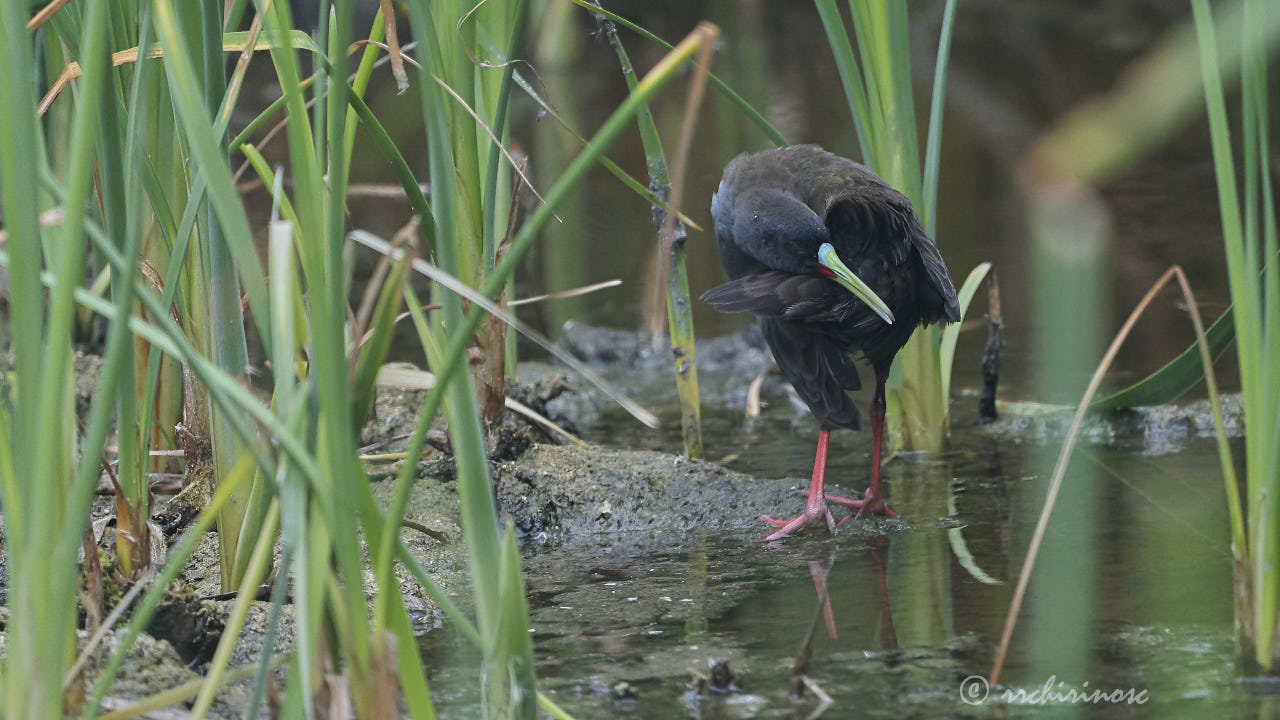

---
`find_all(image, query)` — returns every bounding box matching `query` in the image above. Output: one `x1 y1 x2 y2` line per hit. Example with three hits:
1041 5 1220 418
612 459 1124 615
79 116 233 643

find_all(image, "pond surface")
416 390 1261 718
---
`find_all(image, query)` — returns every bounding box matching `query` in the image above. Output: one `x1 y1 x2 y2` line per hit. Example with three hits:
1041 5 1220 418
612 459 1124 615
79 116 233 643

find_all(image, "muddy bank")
13 324 1240 718
376 440 896 550
91 631 249 719
495 444 795 537
495 443 882 539
532 322 778 430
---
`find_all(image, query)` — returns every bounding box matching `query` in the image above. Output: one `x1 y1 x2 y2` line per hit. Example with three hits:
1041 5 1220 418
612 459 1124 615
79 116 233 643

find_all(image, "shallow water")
420 399 1263 718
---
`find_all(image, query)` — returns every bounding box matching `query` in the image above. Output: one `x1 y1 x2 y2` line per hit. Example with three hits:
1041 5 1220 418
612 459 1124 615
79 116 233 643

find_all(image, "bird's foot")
760 502 839 541
787 488 895 519
852 484 895 519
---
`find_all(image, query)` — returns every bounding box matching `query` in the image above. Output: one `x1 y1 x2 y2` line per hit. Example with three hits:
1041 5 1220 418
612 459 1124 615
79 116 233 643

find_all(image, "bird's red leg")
813 377 896 520
857 376 895 517
760 430 839 539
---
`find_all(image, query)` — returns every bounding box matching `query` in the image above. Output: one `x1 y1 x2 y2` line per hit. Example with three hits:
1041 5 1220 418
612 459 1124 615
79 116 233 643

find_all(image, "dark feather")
704 144 960 429
760 318 861 430
912 226 962 323
701 272 848 322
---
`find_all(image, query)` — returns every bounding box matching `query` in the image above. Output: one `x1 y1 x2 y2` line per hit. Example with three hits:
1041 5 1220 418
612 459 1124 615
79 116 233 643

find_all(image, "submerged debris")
610 680 638 702
689 658 741 696
982 393 1244 455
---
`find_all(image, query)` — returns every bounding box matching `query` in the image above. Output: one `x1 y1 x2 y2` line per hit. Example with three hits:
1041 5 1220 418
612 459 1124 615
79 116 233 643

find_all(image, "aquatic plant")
975 0 1279 684
0 2 122 716
1192 0 1280 673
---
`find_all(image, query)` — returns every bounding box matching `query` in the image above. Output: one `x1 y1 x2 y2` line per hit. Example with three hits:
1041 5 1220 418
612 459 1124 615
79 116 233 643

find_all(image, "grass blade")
350 231 658 428
596 1 705 456
990 266 1236 684
921 0 958 233
1091 307 1235 408
564 0 786 147
939 262 992 403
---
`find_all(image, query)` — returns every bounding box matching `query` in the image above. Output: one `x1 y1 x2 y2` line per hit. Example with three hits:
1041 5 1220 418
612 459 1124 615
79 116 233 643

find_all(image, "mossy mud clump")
493 444 802 538
371 413 881 546
979 393 1244 455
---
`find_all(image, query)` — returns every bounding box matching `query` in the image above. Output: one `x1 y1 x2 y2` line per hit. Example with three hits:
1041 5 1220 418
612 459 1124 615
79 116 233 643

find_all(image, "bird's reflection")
870 536 900 651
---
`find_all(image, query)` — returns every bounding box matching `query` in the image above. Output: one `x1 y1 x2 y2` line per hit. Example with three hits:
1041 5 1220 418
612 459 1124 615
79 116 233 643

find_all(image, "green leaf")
151 0 272 348
921 0 959 233
815 0 874 165
497 524 538 719
1091 306 1235 409
940 262 992 403
351 250 411 433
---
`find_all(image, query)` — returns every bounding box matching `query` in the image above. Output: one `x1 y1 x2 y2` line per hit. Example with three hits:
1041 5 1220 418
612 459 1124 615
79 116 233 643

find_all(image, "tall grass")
411 0 525 432
1 2 719 716
0 0 118 715
403 2 535 712
1192 0 1280 672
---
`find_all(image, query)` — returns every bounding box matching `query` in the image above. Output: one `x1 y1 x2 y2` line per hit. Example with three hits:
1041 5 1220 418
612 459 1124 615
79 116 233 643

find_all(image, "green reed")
1193 0 1280 672
0 1 117 716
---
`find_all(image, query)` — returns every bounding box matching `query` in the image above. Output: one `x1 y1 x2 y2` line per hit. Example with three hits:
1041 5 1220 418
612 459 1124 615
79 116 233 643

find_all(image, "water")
416 395 1263 717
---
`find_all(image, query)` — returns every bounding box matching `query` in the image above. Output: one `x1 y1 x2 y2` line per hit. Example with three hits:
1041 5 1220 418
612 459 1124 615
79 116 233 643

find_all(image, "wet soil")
495 444 810 538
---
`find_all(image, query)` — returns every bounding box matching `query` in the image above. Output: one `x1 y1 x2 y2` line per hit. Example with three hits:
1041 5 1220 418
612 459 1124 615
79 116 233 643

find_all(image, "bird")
702 144 960 540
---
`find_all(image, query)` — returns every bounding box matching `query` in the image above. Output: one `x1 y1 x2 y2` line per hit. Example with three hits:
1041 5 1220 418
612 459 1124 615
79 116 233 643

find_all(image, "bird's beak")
818 243 895 325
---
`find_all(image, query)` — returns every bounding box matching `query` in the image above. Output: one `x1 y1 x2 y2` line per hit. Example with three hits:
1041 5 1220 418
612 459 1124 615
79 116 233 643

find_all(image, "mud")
558 321 773 377
494 443 845 539
538 324 778 430
144 579 225 665
91 631 248 720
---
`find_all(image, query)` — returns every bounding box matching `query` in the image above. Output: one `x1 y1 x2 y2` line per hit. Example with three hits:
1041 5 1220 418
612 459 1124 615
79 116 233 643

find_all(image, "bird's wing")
701 270 889 335
701 271 842 321
759 317 861 428
826 187 961 325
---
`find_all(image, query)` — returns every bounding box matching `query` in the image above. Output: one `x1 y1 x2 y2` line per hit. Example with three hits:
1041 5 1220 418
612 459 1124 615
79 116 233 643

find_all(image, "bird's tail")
759 318 861 431
909 222 961 323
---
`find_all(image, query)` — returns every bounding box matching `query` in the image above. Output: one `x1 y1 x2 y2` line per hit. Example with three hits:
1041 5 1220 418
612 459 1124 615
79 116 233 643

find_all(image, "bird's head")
817 242 895 325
